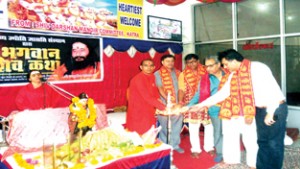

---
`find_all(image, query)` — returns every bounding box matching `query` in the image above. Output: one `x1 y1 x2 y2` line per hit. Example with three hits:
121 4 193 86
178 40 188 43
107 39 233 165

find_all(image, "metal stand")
166 92 177 169
167 114 171 144
167 114 177 169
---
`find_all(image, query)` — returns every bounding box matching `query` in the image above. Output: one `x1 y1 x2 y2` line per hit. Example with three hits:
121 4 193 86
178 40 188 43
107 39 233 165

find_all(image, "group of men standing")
126 49 288 169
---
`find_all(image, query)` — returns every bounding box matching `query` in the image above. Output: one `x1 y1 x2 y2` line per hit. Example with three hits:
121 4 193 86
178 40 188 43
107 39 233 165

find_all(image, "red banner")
0 31 102 84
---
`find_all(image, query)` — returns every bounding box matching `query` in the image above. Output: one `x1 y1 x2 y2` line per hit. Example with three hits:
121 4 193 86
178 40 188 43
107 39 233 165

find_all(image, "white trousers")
189 122 214 153
222 117 258 168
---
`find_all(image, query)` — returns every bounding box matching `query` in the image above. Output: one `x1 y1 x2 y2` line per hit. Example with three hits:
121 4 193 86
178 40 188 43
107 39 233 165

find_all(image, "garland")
69 97 97 129
13 153 35 169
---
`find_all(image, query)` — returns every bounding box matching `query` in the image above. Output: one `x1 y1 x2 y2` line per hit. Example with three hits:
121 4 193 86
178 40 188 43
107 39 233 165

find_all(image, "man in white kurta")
178 54 214 158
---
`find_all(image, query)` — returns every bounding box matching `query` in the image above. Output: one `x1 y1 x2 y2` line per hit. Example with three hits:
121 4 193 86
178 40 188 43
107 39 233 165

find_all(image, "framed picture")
147 15 182 42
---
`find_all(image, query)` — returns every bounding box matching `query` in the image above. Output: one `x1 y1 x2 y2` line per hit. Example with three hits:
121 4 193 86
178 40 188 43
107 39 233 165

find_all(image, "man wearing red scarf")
178 54 214 158
190 49 287 169
154 54 183 153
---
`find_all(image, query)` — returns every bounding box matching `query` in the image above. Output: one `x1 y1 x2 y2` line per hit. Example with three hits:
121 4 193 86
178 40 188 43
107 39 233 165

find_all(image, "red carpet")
172 132 216 169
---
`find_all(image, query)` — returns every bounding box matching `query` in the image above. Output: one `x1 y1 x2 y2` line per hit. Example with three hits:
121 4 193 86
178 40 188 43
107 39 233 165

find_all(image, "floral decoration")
69 97 97 129
13 153 35 169
147 0 185 6
12 128 163 168
197 0 219 3
220 0 242 2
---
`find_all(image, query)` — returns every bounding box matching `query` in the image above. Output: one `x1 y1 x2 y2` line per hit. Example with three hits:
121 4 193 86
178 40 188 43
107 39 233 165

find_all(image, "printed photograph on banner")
0 31 103 85
7 0 117 35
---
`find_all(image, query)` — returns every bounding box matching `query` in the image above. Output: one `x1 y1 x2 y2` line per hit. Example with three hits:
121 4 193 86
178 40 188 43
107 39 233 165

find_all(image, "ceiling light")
287 16 293 20
257 3 268 11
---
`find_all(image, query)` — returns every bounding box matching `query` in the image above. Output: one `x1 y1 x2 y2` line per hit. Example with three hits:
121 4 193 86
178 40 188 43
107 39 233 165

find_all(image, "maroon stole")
183 65 211 124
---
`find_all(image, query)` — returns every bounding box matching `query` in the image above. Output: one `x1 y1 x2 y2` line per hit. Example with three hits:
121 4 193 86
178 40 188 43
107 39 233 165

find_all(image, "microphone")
40 76 47 108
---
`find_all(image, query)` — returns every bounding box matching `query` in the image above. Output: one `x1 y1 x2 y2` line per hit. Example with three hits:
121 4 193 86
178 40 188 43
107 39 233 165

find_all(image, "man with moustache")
50 40 101 80
154 54 184 153
178 54 214 158
187 55 226 162
204 55 226 163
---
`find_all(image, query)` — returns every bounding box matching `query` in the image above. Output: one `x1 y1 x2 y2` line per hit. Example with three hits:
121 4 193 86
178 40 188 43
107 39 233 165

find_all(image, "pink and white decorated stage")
0 105 171 169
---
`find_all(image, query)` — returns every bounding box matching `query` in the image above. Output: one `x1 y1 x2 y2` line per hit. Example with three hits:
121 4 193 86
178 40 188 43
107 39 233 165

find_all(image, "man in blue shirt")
187 55 225 162
205 55 225 163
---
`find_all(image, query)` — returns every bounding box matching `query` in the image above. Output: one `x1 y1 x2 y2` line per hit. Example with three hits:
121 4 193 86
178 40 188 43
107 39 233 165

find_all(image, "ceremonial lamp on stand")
166 92 177 169
166 92 172 144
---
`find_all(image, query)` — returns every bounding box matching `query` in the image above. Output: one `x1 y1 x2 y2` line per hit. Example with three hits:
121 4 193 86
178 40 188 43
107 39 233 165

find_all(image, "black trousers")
255 103 288 169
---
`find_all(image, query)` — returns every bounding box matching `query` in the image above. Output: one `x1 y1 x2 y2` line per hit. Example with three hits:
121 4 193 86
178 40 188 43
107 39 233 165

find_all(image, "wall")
143 1 199 58
287 107 300 130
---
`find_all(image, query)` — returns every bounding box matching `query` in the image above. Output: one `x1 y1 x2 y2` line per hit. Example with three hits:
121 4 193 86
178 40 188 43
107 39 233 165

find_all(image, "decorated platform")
0 105 171 169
